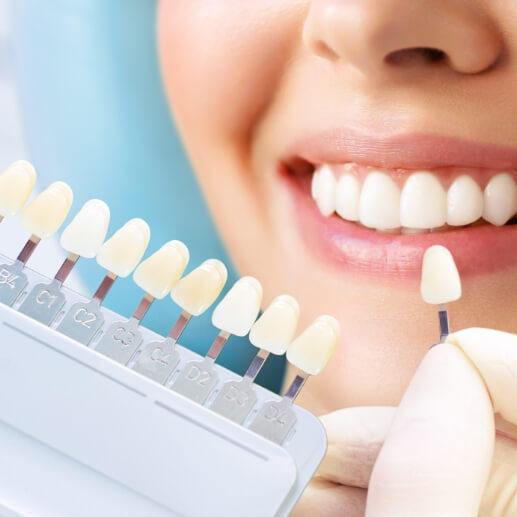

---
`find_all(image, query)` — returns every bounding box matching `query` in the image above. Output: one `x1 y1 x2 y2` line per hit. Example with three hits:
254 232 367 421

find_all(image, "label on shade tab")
94 319 143 365
18 279 66 325
249 399 297 445
132 337 180 385
0 261 27 307
172 358 219 404
57 299 105 345
210 378 258 424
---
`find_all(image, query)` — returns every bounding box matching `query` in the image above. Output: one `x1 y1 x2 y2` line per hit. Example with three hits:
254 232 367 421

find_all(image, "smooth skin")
158 1 517 514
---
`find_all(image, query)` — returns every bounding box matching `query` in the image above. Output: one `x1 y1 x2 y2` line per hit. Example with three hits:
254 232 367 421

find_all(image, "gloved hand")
295 328 517 517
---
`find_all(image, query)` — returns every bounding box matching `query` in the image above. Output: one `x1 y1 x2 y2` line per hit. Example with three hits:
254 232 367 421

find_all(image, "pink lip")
284 130 517 170
280 130 517 278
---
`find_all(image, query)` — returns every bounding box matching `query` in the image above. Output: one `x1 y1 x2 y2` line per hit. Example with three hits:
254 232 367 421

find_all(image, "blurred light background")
0 0 285 391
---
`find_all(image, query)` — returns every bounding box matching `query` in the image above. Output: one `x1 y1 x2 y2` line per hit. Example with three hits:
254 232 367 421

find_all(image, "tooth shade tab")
483 173 517 226
420 245 462 304
96 218 150 277
0 160 37 217
286 315 340 376
21 181 73 239
446 175 483 226
170 259 228 316
59 199 110 258
133 240 190 299
400 172 446 229
359 172 400 230
211 276 263 336
336 173 360 221
249 295 300 355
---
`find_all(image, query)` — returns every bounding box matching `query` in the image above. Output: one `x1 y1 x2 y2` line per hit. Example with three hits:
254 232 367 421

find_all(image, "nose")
303 0 503 76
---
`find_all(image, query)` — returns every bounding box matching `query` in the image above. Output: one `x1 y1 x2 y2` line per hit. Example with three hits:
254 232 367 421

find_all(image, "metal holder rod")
205 330 231 363
168 310 192 343
243 349 270 382
92 271 117 304
438 303 450 343
131 293 154 323
54 253 80 285
16 235 40 264
283 372 309 403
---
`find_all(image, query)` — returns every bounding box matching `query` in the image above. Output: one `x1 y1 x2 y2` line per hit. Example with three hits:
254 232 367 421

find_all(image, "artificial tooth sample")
250 315 340 444
96 218 150 278
336 173 360 221
0 181 73 307
96 240 189 365
315 165 336 216
18 199 110 325
400 172 446 229
421 245 462 342
132 259 227 384
57 218 150 345
211 295 300 424
446 175 483 226
170 259 228 316
359 172 400 230
483 173 517 226
0 160 36 219
172 276 263 404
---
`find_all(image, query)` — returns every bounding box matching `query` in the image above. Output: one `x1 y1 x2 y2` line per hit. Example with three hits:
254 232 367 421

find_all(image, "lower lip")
280 168 517 279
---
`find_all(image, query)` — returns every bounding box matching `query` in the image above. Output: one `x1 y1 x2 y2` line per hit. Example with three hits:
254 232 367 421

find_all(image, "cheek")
158 0 306 146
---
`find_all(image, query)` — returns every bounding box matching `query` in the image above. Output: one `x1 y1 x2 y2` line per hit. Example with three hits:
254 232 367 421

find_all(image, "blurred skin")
158 1 517 513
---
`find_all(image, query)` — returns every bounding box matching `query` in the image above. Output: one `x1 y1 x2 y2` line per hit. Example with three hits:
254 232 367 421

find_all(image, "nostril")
385 47 447 67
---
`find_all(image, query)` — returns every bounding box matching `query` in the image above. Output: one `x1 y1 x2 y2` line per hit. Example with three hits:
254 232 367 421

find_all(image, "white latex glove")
294 328 517 517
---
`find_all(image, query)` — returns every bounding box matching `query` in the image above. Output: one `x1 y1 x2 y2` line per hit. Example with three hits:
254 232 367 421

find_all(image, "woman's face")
158 0 517 414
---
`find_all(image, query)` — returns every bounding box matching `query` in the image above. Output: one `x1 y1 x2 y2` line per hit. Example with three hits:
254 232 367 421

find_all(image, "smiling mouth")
279 131 517 277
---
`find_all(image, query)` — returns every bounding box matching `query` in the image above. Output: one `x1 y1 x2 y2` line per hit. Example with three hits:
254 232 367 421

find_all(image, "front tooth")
0 160 37 217
21 181 73 239
96 218 150 277
60 199 110 258
286 315 340 375
211 276 263 336
311 170 320 200
315 165 336 216
133 240 189 299
336 173 360 221
447 175 483 226
359 172 400 229
249 294 300 355
483 173 517 226
170 259 228 316
400 172 446 229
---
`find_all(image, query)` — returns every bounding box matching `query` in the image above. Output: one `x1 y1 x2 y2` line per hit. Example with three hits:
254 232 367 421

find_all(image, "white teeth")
315 165 336 216
336 173 360 221
483 173 517 226
359 172 400 230
447 175 484 226
312 165 517 231
400 172 446 229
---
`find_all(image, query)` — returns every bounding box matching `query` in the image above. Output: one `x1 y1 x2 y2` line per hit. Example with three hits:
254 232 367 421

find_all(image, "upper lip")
283 129 517 170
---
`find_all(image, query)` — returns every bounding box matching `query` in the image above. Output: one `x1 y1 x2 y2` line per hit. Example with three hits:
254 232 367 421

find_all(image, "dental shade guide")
172 276 263 404
18 199 110 324
95 240 189 364
132 258 227 384
0 168 335 516
250 315 340 444
57 218 150 344
421 245 462 342
0 181 73 306
211 294 300 424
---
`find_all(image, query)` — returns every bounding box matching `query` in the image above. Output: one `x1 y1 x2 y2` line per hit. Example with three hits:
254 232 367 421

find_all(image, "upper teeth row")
312 165 517 231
